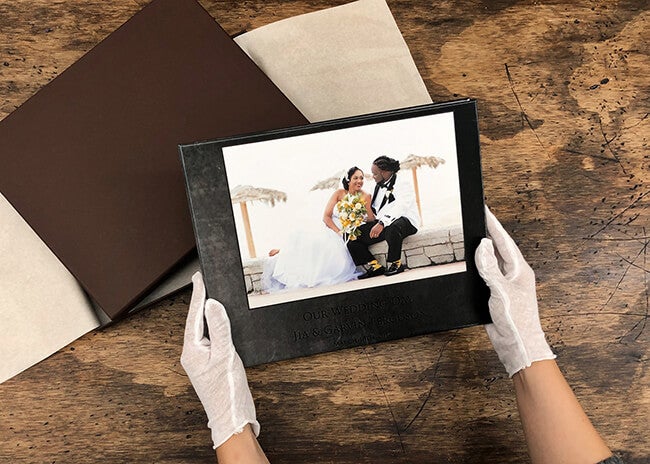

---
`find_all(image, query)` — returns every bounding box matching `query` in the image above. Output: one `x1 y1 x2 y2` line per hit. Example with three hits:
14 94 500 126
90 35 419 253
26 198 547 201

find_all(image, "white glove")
475 207 556 377
180 272 260 449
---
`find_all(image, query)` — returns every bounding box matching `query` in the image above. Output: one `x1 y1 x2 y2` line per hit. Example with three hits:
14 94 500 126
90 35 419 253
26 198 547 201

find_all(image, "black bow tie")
378 174 396 190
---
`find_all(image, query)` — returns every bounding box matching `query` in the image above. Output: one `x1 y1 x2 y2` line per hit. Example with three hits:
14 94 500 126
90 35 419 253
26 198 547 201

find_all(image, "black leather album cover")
180 99 490 366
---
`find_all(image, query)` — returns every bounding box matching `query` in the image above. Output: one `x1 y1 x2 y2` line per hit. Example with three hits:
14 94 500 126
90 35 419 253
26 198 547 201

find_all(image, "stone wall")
367 225 464 268
242 225 464 295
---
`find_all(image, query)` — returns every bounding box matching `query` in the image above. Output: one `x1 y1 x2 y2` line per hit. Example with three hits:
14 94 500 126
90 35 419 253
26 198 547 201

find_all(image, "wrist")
216 424 268 463
512 358 557 384
211 417 261 450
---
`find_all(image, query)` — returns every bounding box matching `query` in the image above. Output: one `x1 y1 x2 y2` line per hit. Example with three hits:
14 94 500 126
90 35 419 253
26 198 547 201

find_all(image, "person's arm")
181 273 268 463
475 207 616 464
513 360 611 464
323 190 343 234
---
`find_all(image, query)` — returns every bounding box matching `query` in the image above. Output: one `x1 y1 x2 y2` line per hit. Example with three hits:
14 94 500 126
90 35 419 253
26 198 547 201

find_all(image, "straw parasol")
310 171 345 191
311 170 373 191
230 185 287 258
400 154 445 224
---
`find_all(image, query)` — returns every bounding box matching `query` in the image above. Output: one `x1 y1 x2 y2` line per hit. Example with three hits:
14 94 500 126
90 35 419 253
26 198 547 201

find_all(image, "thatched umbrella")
310 170 373 191
310 171 344 191
230 184 287 258
400 154 445 224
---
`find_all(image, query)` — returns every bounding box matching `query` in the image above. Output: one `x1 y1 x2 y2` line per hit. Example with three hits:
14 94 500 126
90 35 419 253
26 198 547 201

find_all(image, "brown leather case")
0 0 307 319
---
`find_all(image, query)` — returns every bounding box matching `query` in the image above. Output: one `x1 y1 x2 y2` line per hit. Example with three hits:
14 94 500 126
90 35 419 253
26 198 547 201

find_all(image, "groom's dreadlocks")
373 156 400 172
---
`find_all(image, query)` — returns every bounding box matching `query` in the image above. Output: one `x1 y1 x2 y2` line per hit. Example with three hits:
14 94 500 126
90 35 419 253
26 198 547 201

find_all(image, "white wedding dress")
262 212 359 293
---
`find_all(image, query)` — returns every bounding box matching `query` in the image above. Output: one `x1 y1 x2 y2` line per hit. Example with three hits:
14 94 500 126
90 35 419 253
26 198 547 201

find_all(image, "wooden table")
1 1 647 462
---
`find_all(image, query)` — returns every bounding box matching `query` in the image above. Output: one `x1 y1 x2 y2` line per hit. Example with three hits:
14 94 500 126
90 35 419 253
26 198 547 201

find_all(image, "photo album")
180 99 489 366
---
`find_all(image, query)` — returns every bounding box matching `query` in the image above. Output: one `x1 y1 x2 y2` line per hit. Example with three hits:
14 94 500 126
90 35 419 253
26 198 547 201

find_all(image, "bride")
262 166 375 292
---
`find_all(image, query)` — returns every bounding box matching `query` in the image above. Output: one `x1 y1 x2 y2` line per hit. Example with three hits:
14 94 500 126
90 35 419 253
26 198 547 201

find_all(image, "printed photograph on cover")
222 111 465 309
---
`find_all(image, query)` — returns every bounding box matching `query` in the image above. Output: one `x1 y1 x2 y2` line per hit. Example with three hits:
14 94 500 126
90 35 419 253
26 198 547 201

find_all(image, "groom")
348 155 419 278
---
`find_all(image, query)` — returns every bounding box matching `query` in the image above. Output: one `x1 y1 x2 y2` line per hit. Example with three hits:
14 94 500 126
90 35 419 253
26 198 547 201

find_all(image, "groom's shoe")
384 261 405 276
358 266 386 279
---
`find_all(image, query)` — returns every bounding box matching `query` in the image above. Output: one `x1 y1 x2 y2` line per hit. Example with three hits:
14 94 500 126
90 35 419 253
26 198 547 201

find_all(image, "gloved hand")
180 272 260 449
475 207 556 377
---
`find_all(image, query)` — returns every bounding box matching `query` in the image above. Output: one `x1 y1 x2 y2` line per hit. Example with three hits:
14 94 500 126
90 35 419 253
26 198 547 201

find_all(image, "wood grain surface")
0 1 648 463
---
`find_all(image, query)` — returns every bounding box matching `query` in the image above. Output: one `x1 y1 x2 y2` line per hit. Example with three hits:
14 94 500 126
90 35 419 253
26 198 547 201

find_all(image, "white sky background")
223 111 463 261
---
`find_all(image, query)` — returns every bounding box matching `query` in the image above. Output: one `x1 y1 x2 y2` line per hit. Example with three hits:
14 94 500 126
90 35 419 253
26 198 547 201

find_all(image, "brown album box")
0 0 307 319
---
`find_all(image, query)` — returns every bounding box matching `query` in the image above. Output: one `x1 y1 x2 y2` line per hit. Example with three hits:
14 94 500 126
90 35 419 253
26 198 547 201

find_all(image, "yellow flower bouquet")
335 193 367 243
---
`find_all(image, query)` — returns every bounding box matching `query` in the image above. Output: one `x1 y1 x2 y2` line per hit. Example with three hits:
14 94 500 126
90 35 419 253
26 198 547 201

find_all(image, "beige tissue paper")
235 0 432 122
0 194 100 383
